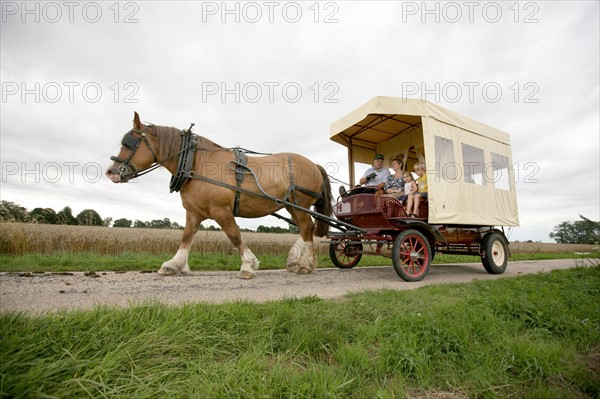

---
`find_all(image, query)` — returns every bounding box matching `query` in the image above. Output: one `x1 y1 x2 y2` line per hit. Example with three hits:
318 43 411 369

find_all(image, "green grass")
1 250 595 273
2 266 599 398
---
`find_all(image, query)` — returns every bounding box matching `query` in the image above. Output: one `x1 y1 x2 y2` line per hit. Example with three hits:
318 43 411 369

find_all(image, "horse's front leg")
213 210 259 279
158 212 202 275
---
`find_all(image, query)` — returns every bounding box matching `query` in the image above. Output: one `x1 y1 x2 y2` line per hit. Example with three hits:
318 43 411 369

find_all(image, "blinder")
122 133 142 151
109 127 157 181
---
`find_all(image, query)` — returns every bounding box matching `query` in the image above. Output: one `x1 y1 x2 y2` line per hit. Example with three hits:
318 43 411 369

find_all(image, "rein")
110 125 363 232
110 124 323 205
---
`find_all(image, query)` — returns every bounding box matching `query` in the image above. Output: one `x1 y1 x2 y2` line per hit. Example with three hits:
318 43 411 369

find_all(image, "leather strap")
232 148 248 216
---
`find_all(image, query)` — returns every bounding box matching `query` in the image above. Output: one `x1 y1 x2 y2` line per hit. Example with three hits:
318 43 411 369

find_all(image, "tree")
257 225 270 233
56 207 78 225
149 218 171 229
550 215 600 244
0 201 31 222
76 209 104 226
113 218 132 228
30 208 57 224
133 220 148 228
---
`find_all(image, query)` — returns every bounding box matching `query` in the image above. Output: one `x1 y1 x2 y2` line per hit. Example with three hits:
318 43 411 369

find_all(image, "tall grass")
1 266 599 398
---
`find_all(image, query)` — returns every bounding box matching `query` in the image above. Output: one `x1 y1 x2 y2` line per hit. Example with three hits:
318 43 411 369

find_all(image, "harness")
232 148 247 216
169 125 198 193
110 124 193 183
109 126 158 180
110 125 324 219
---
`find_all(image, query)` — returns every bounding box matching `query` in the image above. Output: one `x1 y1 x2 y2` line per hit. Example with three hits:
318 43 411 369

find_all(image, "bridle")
110 126 159 182
110 124 196 184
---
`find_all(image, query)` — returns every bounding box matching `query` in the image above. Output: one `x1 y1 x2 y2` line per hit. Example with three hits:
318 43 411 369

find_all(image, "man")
359 153 391 189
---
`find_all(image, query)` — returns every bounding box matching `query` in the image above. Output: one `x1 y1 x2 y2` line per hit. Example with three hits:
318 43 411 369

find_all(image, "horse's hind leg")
158 211 202 275
285 207 316 274
214 210 259 279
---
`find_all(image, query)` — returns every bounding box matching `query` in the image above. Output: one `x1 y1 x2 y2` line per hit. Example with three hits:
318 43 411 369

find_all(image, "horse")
106 112 333 279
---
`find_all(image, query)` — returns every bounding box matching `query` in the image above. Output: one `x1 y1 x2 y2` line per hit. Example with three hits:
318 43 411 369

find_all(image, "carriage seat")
380 196 428 219
379 196 408 218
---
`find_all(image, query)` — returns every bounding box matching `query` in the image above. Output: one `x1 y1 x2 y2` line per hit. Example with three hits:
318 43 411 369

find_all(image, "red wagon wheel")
329 238 363 269
392 230 431 281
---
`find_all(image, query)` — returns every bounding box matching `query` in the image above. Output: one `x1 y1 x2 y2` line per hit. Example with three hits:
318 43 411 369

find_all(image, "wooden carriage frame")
325 97 519 281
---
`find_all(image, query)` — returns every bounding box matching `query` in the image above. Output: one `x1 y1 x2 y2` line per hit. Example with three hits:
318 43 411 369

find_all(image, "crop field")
0 223 300 257
1 222 597 258
1 222 597 274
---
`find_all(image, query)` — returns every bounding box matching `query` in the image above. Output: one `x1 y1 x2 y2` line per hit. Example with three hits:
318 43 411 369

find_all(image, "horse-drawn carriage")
107 96 518 282
326 96 519 281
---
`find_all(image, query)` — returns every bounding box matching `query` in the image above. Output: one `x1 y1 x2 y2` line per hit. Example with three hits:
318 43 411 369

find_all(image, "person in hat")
359 153 391 189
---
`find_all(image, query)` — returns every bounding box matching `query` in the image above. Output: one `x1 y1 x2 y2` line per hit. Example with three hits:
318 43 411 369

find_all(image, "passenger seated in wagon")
407 162 428 218
398 171 417 203
383 155 405 198
358 153 390 189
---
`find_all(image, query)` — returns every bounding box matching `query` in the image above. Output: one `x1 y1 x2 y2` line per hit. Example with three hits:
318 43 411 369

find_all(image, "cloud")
1 1 598 242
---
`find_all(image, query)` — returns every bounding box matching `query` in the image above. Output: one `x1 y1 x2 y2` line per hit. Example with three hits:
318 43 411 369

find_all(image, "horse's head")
106 112 159 183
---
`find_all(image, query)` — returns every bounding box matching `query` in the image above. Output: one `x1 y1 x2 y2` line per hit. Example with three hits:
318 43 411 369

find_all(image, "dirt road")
0 259 591 314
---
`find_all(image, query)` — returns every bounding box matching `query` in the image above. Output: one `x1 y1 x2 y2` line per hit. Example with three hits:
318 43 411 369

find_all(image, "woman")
383 156 405 198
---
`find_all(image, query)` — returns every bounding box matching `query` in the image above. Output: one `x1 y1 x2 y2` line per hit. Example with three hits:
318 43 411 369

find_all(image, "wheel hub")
410 251 420 261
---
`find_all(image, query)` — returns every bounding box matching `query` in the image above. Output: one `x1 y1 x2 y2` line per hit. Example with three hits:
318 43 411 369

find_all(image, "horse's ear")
133 112 142 129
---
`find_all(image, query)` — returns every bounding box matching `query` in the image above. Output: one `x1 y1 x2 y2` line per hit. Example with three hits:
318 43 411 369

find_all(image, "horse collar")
169 130 198 193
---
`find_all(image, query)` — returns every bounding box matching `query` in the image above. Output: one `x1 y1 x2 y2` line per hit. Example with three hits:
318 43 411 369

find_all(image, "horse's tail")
314 164 333 237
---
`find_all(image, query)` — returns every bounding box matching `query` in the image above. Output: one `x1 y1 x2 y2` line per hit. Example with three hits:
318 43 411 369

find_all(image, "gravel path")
0 259 589 314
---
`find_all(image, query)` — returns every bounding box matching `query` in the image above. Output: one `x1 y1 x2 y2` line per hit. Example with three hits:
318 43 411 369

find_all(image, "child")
407 162 428 218
398 171 417 202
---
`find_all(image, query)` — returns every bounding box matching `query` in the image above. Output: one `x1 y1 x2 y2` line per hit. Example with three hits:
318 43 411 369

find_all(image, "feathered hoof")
296 267 312 275
286 263 299 273
237 270 255 280
157 265 179 275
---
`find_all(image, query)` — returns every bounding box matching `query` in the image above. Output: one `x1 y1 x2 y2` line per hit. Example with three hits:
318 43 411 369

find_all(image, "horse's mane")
153 125 225 158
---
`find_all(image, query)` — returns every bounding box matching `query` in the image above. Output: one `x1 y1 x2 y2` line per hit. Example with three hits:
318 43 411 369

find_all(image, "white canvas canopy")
330 96 519 227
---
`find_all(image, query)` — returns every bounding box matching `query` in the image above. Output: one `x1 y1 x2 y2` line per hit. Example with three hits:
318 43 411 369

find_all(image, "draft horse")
106 112 333 279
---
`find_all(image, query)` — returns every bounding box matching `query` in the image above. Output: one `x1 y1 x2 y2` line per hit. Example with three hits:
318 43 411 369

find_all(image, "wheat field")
1 222 597 257
0 222 302 256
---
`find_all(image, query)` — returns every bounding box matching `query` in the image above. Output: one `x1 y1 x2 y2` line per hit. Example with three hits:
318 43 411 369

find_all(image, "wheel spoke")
402 236 427 276
392 230 431 281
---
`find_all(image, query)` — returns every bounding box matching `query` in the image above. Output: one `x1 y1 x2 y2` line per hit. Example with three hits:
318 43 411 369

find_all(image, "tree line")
0 201 299 233
6 200 593 241
0 200 182 229
549 215 600 245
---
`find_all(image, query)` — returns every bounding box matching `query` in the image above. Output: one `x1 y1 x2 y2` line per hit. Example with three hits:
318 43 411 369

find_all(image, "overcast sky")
1 0 598 242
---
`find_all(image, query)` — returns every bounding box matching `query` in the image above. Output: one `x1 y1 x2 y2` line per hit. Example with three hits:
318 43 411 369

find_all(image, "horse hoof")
157 265 178 275
286 264 299 273
296 267 312 275
180 264 191 274
237 270 255 279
